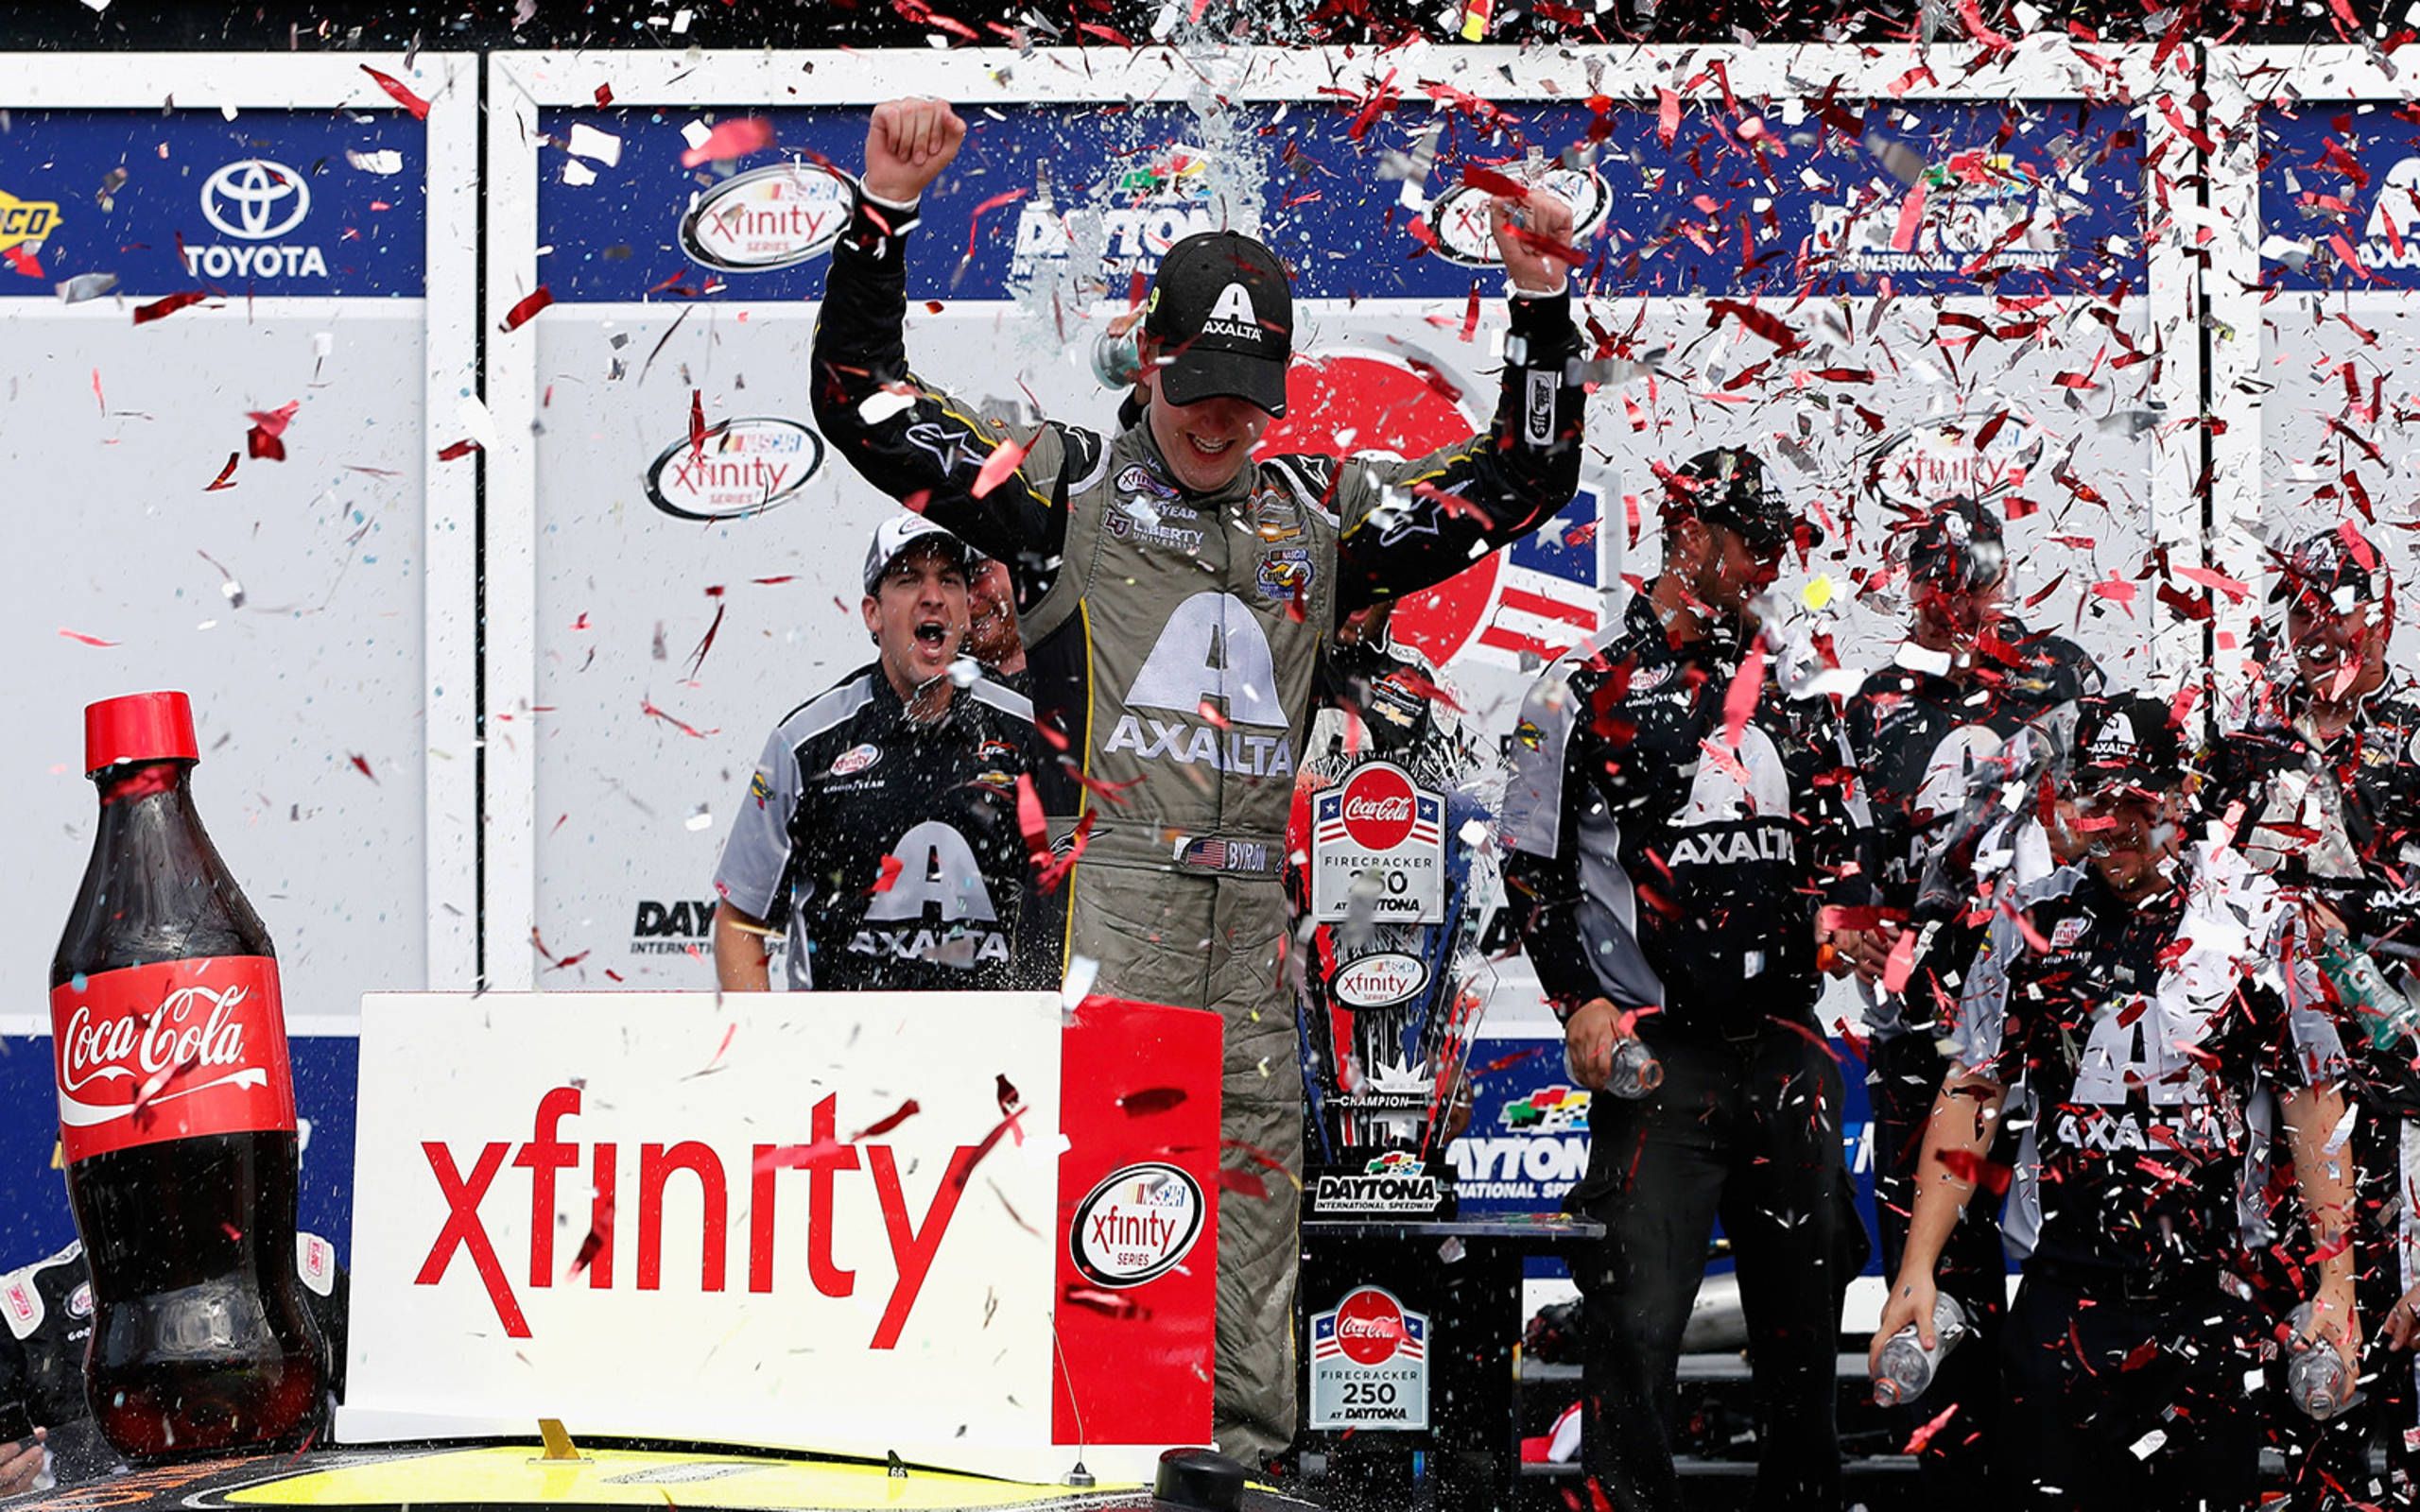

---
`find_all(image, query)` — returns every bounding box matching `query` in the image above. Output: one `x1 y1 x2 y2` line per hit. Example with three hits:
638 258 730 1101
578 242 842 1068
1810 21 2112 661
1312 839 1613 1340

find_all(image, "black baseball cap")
1665 447 1823 552
2270 525 2382 613
1143 232 1293 416
2070 693 2186 797
1904 497 2008 592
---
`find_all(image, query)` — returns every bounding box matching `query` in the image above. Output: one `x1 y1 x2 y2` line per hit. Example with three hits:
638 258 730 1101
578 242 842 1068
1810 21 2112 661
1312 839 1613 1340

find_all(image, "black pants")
1868 1028 2006 1493
1996 1266 2264 1511
1568 1016 1847 1511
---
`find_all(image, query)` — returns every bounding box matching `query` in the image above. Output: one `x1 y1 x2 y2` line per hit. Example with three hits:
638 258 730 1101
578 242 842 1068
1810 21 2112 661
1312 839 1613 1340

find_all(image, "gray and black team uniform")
2208 685 2420 1502
808 189 1585 1456
1501 593 1869 1511
1844 625 2100 1489
1951 860 2344 1511
714 666 1052 992
0 1234 346 1487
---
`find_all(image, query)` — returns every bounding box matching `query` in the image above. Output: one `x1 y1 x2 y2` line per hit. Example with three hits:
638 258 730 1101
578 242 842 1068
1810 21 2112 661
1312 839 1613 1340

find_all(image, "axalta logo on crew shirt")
186 158 329 279
852 821 1010 970
1104 593 1296 778
1666 726 1797 868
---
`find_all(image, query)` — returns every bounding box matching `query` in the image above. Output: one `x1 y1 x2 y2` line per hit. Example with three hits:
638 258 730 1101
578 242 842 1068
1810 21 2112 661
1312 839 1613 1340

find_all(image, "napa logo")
1502 1085 1591 1133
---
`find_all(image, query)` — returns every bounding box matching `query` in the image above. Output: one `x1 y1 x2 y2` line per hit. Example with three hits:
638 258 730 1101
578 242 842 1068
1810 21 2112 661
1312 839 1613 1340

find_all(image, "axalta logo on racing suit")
1104 593 1296 779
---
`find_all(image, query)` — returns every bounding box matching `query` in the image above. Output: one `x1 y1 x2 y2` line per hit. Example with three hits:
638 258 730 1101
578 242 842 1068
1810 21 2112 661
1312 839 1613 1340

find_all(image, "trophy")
1290 750 1495 1223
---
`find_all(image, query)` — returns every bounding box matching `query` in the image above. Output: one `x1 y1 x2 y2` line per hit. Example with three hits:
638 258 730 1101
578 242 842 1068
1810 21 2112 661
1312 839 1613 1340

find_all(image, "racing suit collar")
1132 421 1257 509
863 660 961 731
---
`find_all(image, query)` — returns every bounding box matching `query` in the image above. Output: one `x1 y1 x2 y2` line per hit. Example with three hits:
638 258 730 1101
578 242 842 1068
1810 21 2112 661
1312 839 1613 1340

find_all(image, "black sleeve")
1331 289 1590 615
808 191 1089 600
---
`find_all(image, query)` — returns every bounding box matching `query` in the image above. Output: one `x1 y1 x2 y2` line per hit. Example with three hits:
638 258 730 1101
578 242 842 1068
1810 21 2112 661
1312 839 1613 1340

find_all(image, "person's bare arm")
713 905 773 993
1867 1064 2005 1372
2282 1084 2360 1366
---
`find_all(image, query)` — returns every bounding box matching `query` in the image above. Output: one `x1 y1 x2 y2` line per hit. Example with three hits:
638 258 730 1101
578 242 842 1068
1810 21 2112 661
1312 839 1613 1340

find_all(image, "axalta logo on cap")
1337 764 1418 851
1332 1286 1412 1366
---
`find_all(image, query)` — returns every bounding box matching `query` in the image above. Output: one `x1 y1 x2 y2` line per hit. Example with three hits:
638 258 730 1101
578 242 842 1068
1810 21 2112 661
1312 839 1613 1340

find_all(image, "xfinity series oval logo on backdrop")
1337 763 1419 851
644 417 824 522
201 159 311 240
680 162 854 272
1426 167 1611 267
1069 1160 1205 1289
1332 952 1428 1008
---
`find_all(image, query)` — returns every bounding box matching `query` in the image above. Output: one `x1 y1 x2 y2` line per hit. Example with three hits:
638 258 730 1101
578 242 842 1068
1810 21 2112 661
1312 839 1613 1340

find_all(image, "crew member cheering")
1876 694 2358 1511
712 515 1048 993
808 96 1589 1458
1501 447 1867 1510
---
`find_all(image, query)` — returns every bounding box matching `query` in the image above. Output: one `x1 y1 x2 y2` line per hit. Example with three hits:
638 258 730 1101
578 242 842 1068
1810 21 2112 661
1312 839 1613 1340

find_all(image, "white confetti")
857 388 915 425
681 119 713 151
458 393 500 451
562 159 597 188
345 149 405 174
1062 954 1099 1012
54 272 117 304
948 657 981 688
684 806 714 833
2131 1429 2166 1460
565 123 623 166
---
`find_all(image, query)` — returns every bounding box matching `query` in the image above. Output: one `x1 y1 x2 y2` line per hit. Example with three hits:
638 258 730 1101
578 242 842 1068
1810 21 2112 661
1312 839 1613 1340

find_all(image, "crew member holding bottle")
1876 693 2359 1511
1501 448 1872 1510
2206 525 2420 1503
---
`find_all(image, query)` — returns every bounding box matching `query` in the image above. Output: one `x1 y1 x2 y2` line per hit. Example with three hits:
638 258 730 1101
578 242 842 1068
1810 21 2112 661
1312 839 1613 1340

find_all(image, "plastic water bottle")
2318 927 2419 1052
1873 1295 1968 1407
1607 1038 1664 1100
1090 327 1140 389
2289 1303 2353 1421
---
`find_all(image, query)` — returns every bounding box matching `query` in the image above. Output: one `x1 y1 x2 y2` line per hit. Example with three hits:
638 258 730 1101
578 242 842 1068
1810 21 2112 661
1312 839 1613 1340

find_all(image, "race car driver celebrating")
1876 694 2359 1511
2205 525 2420 1502
1842 495 2101 1493
808 97 1588 1458
1500 447 1866 1510
712 515 1050 993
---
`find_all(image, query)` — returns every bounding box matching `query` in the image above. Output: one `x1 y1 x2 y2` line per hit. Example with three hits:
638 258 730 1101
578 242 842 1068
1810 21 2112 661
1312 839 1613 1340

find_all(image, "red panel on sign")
1051 996 1221 1450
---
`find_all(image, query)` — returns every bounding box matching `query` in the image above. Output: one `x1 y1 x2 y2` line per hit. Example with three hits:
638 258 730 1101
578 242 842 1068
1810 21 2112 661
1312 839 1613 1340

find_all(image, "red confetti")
962 187 1029 262
246 401 300 462
851 1099 921 1141
360 65 433 121
348 754 378 783
680 117 775 169
500 286 554 333
201 452 240 491
688 389 706 462
1118 1087 1190 1117
593 84 614 109
971 433 1030 499
57 628 118 648
132 291 208 325
435 438 482 462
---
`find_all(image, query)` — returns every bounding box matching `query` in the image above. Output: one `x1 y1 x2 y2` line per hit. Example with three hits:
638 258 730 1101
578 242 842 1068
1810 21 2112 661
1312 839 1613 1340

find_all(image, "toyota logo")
200 159 310 241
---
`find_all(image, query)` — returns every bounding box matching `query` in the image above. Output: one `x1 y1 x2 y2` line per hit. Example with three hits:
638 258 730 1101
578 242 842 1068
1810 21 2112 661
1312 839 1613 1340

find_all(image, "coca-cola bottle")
50 691 326 1460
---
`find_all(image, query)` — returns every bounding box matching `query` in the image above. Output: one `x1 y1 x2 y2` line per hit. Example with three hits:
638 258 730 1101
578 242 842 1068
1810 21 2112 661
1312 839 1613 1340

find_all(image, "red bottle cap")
84 691 199 776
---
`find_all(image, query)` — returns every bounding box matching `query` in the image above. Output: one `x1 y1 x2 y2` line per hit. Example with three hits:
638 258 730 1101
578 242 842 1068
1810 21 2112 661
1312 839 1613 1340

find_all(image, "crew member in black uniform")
1501 447 1871 1511
2206 525 2420 1505
1877 693 2359 1512
0 1232 348 1490
1843 496 2102 1490
712 514 1050 992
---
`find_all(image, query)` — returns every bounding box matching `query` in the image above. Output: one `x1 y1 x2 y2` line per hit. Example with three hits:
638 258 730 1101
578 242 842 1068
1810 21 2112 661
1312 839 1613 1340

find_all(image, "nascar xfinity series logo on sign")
1309 762 1445 925
1308 1284 1429 1431
1068 1161 1205 1289
644 418 824 522
680 162 854 272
